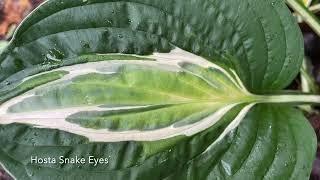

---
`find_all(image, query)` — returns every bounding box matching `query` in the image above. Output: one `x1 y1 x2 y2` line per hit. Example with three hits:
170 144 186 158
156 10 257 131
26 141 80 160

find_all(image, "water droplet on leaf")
45 48 65 64
80 41 90 49
106 19 112 25
4 81 10 85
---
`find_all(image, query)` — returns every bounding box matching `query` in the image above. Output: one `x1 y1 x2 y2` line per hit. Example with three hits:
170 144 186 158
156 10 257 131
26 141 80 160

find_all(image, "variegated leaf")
0 48 254 142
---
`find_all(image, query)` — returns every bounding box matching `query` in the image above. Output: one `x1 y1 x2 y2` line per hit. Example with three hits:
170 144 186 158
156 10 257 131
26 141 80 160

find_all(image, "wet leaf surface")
0 0 319 179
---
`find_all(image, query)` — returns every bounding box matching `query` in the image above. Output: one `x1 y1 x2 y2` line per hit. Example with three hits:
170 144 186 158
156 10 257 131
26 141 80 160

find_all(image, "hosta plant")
0 0 318 179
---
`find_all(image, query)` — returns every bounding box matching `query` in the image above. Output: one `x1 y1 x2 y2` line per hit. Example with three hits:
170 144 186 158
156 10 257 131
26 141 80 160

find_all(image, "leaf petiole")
253 94 320 104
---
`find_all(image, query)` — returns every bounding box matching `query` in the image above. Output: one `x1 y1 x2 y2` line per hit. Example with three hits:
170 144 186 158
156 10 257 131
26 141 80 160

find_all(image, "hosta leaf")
166 105 316 180
0 105 315 180
0 0 302 92
0 49 254 142
0 48 316 180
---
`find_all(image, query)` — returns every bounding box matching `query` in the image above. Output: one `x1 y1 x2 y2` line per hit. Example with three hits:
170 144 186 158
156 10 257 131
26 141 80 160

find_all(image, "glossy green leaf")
0 0 303 92
0 105 315 180
166 105 316 180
